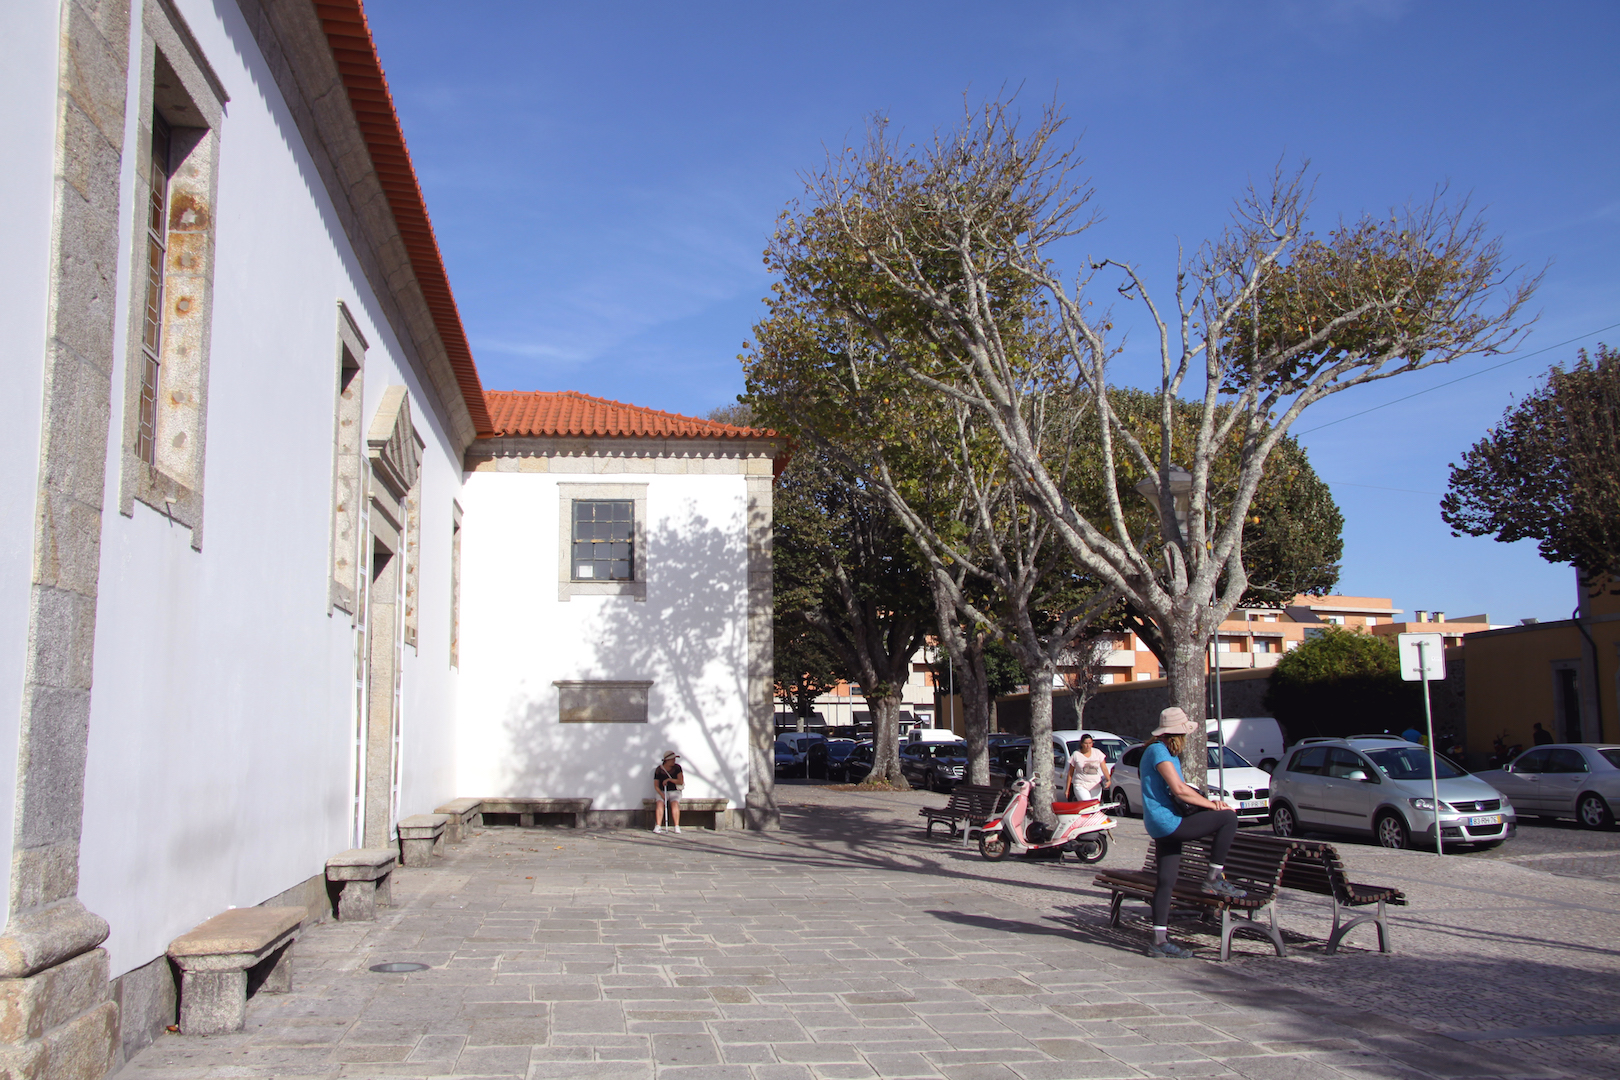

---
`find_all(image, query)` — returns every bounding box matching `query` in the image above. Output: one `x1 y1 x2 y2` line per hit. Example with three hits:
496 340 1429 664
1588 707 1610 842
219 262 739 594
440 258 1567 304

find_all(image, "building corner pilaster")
744 473 779 830
0 0 134 1076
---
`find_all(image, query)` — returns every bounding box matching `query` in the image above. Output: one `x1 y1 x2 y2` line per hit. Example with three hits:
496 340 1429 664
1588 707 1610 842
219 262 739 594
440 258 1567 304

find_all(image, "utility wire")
1296 321 1620 435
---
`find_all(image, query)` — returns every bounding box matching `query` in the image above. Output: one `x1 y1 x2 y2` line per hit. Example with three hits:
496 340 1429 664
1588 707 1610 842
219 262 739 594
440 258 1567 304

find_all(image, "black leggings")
1152 809 1239 926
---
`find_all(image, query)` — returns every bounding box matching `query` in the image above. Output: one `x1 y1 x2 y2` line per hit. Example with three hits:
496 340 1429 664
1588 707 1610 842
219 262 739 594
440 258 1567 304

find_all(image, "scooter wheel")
1072 833 1108 864
979 830 1010 861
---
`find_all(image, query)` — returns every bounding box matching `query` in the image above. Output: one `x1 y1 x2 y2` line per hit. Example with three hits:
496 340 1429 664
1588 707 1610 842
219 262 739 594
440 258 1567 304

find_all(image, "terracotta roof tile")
315 1 493 436
484 391 775 440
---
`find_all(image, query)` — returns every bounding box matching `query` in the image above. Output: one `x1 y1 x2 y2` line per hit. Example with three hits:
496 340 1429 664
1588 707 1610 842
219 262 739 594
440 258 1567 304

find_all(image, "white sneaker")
653 825 664 833
672 826 682 834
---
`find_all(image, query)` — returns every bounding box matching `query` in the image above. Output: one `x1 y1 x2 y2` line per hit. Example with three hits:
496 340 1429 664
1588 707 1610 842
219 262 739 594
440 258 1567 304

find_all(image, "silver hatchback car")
1269 736 1517 850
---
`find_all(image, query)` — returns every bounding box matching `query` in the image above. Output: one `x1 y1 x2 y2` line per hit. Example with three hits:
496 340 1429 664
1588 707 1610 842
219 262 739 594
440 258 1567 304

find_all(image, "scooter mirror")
1016 769 1025 779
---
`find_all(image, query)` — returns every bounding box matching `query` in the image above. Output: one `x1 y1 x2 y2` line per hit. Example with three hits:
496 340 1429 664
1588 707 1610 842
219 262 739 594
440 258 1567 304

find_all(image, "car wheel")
979 828 1010 861
1112 789 1131 817
1375 811 1410 850
1271 802 1297 838
1259 758 1279 774
1578 793 1615 830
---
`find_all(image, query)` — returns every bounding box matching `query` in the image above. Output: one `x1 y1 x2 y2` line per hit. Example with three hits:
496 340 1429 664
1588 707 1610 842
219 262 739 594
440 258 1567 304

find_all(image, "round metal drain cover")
369 962 429 974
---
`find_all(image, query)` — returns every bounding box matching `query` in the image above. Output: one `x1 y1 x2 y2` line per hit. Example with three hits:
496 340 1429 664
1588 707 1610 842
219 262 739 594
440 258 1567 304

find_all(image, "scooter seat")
1051 800 1098 815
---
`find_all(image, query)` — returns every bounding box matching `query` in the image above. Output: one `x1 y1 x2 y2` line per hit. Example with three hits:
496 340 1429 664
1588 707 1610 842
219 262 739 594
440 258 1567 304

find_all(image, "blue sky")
368 1 1618 624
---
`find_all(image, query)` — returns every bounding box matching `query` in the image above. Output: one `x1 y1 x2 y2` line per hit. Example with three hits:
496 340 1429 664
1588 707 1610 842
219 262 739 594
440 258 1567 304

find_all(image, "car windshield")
1365 747 1468 780
1206 746 1252 770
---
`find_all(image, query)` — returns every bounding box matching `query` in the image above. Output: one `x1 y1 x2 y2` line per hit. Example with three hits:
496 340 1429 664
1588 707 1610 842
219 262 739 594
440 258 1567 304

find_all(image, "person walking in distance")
1063 733 1111 802
653 750 684 834
1139 708 1246 959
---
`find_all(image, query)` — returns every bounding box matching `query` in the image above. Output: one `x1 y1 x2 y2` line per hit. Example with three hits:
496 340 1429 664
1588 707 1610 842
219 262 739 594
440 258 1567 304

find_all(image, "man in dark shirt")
1532 722 1554 745
653 751 684 833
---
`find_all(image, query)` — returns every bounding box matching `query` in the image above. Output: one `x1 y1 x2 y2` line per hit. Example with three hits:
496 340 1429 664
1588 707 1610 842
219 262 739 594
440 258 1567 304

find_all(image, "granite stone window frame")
557 483 647 601
117 0 227 549
555 680 652 723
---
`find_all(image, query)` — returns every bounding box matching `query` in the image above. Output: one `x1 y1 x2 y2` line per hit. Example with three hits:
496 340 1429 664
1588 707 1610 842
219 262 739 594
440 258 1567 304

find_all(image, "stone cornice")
467 435 780 471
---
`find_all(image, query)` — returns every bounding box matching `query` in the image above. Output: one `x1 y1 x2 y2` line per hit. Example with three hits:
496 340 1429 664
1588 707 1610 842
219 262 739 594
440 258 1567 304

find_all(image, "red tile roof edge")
483 390 778 441
314 1 494 437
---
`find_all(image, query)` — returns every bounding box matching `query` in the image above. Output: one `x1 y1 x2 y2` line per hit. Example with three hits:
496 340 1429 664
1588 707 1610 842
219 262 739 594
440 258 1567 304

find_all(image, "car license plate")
1240 800 1267 810
1468 815 1501 827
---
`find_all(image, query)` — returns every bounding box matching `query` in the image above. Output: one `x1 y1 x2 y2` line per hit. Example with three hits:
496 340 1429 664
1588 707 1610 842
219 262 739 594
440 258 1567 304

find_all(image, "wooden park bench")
1094 834 1289 961
1233 833 1406 954
918 784 1013 848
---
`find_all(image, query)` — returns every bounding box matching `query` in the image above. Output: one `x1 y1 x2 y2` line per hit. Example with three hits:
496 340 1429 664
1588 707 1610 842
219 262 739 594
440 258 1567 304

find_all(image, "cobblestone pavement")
1473 815 1620 882
115 787 1617 1080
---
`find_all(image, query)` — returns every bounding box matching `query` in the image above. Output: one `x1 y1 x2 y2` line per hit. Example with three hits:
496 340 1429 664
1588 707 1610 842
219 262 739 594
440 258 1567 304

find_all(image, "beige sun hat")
660 750 680 760
1151 707 1199 737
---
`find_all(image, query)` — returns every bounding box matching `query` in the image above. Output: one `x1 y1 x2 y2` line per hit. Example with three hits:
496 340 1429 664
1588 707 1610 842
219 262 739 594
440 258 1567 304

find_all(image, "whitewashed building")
458 392 776 823
0 0 776 1074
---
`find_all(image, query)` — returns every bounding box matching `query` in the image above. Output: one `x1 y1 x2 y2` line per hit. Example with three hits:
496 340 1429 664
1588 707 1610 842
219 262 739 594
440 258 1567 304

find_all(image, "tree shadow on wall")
501 506 749 809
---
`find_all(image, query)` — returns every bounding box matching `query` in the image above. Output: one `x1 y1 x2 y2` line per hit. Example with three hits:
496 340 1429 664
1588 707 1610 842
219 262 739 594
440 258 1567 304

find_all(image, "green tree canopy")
1441 345 1620 583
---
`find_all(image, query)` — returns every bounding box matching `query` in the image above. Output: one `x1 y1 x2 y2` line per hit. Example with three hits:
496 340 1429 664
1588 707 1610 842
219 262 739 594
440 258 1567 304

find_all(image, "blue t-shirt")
1139 742 1183 839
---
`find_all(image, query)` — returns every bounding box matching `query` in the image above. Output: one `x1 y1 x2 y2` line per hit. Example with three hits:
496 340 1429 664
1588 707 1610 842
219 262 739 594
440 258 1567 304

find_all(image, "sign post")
1398 632 1447 856
1210 639 1226 797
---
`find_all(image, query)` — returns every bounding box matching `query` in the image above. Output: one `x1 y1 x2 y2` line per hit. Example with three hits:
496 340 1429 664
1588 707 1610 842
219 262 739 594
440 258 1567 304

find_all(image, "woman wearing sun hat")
652 750 684 834
1139 707 1246 958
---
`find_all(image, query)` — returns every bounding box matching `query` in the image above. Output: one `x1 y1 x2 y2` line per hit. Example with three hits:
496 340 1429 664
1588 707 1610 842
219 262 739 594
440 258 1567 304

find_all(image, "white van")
907 727 960 745
1207 717 1287 772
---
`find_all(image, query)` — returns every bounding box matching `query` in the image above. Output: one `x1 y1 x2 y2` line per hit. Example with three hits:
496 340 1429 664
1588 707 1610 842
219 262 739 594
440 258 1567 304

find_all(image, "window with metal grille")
136 112 171 466
571 500 634 581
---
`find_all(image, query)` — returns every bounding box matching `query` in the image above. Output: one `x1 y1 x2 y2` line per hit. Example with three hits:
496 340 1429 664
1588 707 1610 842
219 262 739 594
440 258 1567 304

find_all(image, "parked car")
775 732 828 778
900 740 968 791
1109 744 1270 823
1051 728 1133 771
1269 736 1517 850
1206 717 1287 773
1476 744 1620 829
989 741 1029 788
907 727 962 745
829 740 874 783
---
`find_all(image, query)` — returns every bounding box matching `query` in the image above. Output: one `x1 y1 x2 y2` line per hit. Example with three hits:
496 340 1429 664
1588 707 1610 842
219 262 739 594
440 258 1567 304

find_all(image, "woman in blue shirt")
1139 708 1245 958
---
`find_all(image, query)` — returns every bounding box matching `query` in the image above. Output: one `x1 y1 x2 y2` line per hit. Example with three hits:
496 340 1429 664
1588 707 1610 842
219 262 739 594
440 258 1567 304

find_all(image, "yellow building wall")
1463 619 1619 754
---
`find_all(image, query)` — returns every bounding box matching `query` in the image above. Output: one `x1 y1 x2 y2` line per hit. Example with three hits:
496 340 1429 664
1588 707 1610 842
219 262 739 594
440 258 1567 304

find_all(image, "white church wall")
0 0 69 929
457 468 751 813
77 0 462 978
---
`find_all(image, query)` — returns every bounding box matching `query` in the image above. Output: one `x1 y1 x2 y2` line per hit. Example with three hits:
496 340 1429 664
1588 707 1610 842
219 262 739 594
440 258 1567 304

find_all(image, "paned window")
136 112 171 466
572 500 633 581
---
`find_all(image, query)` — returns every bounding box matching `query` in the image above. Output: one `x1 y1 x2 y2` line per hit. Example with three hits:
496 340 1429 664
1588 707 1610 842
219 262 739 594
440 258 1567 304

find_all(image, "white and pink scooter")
978 778 1118 864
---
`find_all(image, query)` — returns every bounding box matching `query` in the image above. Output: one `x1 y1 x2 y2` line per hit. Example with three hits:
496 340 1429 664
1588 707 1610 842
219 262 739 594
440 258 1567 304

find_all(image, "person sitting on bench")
1140 708 1246 959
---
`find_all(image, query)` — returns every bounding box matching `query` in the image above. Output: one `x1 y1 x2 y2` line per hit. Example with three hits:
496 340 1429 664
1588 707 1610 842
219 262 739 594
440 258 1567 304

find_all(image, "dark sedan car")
900 741 969 792
829 740 874 782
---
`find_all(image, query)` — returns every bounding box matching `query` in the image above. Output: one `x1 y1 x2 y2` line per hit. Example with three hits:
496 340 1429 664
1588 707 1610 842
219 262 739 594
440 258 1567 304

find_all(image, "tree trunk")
1027 664 1057 825
865 693 910 788
959 634 991 785
1166 633 1209 790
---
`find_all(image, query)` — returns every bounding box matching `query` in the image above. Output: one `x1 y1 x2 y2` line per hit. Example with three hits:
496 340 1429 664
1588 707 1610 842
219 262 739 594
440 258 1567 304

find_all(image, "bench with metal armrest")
918 784 1013 847
1093 834 1290 961
1234 832 1406 953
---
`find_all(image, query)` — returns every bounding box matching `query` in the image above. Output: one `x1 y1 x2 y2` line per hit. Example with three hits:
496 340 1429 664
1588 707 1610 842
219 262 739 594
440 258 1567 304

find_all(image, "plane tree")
785 98 1536 784
1442 345 1619 583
